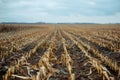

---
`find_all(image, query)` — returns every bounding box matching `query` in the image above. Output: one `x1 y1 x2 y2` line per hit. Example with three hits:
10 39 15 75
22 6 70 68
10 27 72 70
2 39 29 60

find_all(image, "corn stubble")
0 24 120 80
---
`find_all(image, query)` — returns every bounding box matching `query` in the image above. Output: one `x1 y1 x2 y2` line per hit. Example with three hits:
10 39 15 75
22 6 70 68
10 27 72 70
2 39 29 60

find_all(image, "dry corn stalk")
59 30 75 80
69 31 120 74
2 33 49 80
37 31 59 80
63 30 114 80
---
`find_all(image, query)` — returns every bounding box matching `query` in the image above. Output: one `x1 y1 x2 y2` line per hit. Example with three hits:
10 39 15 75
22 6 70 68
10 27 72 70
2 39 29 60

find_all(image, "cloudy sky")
0 0 120 23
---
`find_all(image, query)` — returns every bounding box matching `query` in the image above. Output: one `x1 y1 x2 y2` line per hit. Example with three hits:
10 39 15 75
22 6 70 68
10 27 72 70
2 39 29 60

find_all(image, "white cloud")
0 0 120 23
7 0 66 10
42 13 120 23
89 1 96 5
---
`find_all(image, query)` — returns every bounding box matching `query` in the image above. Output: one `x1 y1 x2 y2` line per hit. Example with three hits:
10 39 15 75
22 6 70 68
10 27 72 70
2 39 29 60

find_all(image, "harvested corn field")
0 24 120 80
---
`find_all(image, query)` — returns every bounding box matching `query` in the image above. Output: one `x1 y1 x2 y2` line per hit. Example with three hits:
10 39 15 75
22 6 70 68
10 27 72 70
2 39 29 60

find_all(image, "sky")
0 0 120 23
